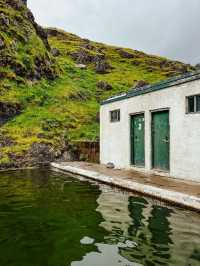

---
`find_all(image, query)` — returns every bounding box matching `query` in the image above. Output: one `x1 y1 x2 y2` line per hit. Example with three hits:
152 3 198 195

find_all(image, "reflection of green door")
131 114 145 166
152 111 170 171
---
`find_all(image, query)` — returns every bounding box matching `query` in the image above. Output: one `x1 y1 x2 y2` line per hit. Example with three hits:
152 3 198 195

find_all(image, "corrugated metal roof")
101 70 200 105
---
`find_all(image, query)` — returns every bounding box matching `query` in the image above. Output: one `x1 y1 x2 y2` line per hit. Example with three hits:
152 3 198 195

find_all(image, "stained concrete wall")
100 79 200 182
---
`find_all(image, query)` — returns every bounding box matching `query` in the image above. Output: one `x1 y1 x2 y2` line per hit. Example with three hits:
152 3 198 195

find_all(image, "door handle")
162 138 169 143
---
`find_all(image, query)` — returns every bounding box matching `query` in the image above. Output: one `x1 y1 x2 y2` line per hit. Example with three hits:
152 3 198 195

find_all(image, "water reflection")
0 170 199 266
75 185 200 266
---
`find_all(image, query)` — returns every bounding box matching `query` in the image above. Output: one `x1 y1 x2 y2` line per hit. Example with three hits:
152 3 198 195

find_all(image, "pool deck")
51 162 200 211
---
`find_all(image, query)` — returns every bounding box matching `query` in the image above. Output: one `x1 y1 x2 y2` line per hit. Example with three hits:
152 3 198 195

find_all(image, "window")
110 109 120 122
187 94 200 113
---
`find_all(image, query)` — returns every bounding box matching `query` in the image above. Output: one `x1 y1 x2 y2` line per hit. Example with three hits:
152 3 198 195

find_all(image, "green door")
131 114 145 166
152 111 170 171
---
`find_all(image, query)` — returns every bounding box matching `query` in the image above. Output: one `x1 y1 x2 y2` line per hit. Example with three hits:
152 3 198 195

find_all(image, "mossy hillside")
0 0 58 84
0 2 195 167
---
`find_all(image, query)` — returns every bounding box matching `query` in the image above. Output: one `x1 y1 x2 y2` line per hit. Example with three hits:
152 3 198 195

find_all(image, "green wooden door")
152 111 170 171
131 114 145 166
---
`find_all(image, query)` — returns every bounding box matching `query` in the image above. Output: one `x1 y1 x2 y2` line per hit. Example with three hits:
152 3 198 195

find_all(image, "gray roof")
101 70 200 105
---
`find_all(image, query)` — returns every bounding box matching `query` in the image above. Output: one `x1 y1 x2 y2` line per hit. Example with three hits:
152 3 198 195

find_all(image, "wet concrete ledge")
51 162 200 211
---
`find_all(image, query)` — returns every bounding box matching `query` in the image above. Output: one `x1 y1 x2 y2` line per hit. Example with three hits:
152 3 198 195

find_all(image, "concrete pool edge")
51 162 200 211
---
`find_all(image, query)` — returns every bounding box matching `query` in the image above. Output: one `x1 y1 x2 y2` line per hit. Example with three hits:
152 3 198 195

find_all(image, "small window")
187 94 200 113
110 109 120 122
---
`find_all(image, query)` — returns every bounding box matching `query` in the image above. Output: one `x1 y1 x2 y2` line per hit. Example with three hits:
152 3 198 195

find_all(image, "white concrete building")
100 72 200 182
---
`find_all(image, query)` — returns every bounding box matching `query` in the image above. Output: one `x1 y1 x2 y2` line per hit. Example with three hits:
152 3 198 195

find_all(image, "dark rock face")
134 80 149 89
70 49 93 65
0 13 10 27
95 60 111 74
97 81 113 91
0 102 21 125
29 143 55 164
0 135 15 148
51 48 60 57
5 0 24 10
0 37 5 49
117 48 134 59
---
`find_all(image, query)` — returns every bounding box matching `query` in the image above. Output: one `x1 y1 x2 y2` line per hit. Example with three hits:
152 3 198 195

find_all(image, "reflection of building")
96 187 200 266
96 185 132 234
168 211 200 266
72 183 200 266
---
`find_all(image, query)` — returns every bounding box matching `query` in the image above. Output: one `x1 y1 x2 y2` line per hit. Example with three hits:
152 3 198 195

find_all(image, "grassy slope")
0 2 195 167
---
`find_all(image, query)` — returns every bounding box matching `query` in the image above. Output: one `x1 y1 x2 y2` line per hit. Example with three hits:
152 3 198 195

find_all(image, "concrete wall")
100 79 200 182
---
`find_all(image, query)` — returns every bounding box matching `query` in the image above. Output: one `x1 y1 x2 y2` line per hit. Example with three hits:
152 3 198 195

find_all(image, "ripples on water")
0 169 199 266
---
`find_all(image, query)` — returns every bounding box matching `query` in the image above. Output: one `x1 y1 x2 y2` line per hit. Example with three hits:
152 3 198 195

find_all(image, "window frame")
186 94 200 114
110 109 120 123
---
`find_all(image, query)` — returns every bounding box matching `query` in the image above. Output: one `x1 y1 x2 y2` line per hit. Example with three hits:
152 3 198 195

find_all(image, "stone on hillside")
117 48 134 59
51 48 60 57
134 80 149 88
75 64 87 69
0 38 5 49
95 60 112 74
70 49 93 65
97 81 113 91
0 13 10 27
5 0 24 10
81 43 95 51
30 143 55 163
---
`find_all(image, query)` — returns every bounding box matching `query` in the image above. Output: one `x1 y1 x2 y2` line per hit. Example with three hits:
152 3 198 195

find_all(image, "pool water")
0 169 199 266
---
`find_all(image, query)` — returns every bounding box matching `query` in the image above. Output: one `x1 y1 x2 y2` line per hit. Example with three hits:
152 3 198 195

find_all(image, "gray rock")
95 60 112 74
134 80 149 89
117 48 134 59
30 143 55 163
75 64 87 69
0 38 5 49
80 237 94 245
0 13 10 27
97 80 113 91
51 48 60 57
106 162 115 169
61 151 76 161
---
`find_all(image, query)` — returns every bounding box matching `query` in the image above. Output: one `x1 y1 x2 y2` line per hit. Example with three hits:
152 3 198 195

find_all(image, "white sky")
28 0 200 65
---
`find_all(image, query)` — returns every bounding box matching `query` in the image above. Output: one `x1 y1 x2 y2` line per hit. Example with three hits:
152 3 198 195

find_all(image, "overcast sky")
28 0 200 65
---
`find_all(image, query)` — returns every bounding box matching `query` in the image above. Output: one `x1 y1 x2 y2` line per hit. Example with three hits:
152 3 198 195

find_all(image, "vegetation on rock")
0 0 196 168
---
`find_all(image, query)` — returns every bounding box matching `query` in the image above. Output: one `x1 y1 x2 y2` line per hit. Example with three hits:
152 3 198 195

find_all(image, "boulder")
75 64 87 69
81 43 95 51
106 162 115 169
0 102 21 125
51 48 60 57
134 80 149 88
95 60 112 74
97 81 113 91
117 48 134 59
0 38 5 49
0 13 10 27
30 143 55 163
70 49 93 65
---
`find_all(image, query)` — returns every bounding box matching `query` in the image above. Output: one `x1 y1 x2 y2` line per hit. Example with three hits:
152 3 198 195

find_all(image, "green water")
0 169 199 266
